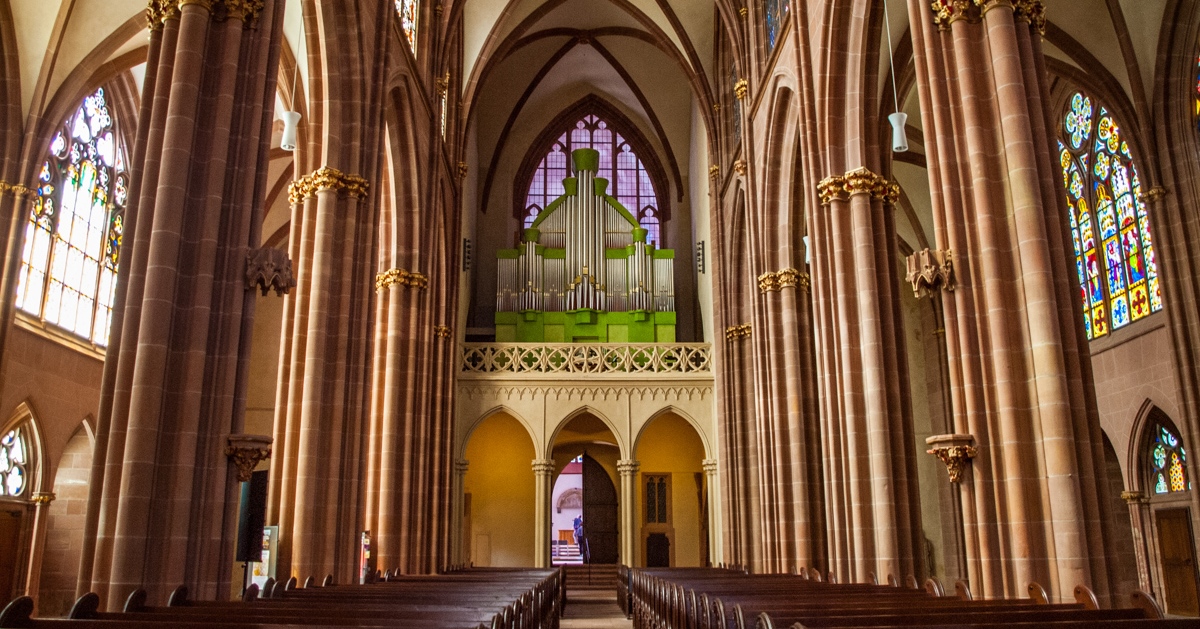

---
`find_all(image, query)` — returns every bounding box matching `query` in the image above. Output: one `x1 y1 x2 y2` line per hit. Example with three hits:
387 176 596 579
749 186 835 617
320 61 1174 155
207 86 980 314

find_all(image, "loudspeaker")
236 470 268 562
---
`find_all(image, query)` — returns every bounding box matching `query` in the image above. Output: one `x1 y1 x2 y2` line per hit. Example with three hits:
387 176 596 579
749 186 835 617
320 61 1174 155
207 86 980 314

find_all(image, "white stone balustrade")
460 343 712 375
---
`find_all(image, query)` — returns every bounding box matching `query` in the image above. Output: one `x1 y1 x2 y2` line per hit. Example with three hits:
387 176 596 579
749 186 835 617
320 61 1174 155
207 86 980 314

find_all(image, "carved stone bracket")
246 247 297 296
733 79 749 101
926 434 977 483
288 167 369 204
725 324 752 341
31 492 55 505
905 248 955 298
375 268 428 291
226 434 272 482
532 459 556 476
758 268 807 293
0 181 33 199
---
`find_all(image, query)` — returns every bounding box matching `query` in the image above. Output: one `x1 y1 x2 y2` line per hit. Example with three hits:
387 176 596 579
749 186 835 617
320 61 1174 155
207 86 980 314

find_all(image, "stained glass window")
1148 423 1189 495
764 0 791 52
0 428 28 498
16 87 127 347
1194 54 1200 133
1058 92 1162 340
730 63 742 146
396 0 417 55
523 114 663 246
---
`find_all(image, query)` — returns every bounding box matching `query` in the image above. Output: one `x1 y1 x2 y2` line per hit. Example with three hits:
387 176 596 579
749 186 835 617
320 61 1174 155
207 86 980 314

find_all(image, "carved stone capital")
931 0 978 29
1139 186 1167 203
733 159 746 176
376 268 429 292
0 181 33 199
458 162 469 181
725 324 752 341
617 459 640 475
1121 490 1148 505
702 459 719 474
817 175 847 205
709 164 720 180
926 434 976 483
455 459 470 475
733 79 749 101
435 325 451 339
226 434 272 482
1011 0 1046 34
532 459 556 476
222 0 266 23
288 167 370 204
905 248 955 298
435 74 450 97
32 492 55 505
246 247 296 296
739 6 748 18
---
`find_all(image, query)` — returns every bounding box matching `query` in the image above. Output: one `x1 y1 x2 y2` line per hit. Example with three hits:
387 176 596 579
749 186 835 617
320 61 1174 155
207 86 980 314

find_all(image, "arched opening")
1136 409 1198 616
550 413 620 565
461 412 536 567
634 411 706 567
37 423 93 616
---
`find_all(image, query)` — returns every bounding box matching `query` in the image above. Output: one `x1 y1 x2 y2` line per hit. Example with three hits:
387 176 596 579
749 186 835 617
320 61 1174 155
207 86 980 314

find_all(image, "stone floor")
560 589 632 629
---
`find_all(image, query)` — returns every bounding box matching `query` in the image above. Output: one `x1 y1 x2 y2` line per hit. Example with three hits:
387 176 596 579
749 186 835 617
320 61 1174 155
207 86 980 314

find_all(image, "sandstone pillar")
532 459 554 568
618 459 639 566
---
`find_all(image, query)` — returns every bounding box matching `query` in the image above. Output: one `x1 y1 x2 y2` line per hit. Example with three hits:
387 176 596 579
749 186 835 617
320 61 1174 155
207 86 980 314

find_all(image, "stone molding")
925 434 976 483
724 324 752 341
225 434 272 483
288 167 370 204
461 343 711 375
532 459 556 476
757 268 808 293
905 248 955 298
375 268 429 291
245 247 297 296
702 459 718 474
819 168 898 205
617 459 640 475
454 459 470 474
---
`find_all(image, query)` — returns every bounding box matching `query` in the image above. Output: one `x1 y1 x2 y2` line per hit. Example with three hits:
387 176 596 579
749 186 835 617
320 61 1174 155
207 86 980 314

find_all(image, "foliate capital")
289 167 370 204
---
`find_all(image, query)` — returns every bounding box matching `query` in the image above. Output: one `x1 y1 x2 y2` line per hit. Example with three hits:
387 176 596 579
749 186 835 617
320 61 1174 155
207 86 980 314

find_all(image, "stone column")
451 459 469 566
1121 491 1154 595
23 492 54 604
78 0 285 607
702 459 721 567
618 459 640 566
532 459 555 568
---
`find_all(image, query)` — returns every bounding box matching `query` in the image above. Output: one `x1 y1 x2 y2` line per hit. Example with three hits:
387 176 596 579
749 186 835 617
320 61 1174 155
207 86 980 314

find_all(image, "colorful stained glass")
1195 54 1200 132
0 428 27 498
765 0 791 52
523 114 663 246
395 0 417 55
1059 94 1162 339
1149 423 1189 494
15 87 126 347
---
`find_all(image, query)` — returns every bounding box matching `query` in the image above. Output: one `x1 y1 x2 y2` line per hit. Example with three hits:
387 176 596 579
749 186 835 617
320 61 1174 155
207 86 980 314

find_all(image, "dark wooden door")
0 510 22 601
647 533 670 567
1156 508 1199 616
581 454 618 564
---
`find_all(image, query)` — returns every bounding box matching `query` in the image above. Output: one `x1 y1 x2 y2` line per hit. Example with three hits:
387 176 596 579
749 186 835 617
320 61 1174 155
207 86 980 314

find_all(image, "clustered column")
907 0 1115 601
77 0 286 608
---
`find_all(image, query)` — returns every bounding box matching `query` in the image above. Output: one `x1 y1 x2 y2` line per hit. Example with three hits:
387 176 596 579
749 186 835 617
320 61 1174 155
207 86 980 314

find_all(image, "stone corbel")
226 434 272 482
926 434 976 483
246 247 297 296
905 248 955 298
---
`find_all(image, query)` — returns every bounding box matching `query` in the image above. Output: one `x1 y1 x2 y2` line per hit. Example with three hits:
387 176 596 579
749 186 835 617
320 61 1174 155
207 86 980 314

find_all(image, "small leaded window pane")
1149 423 1189 495
396 0 418 54
523 115 662 246
1058 92 1162 340
16 87 126 347
0 428 28 498
764 0 790 52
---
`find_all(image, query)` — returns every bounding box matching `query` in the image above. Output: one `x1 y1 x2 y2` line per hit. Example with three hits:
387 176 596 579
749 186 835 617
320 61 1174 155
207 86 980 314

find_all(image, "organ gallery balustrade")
459 342 712 376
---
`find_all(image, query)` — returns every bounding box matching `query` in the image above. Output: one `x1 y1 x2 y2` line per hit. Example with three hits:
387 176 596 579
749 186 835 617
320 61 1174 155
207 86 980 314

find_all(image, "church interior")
0 0 1197 623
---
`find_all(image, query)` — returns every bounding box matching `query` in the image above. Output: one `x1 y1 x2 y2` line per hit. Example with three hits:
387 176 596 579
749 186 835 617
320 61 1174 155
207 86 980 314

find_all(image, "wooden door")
581 454 618 564
0 510 23 601
1156 508 1199 616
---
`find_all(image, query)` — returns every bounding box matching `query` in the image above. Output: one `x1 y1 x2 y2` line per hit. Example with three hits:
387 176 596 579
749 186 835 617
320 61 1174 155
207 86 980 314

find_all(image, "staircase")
563 563 620 596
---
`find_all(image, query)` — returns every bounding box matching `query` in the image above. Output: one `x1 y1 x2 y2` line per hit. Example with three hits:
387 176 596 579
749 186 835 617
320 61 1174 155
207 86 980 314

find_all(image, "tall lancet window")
396 0 418 54
1147 421 1190 495
764 0 790 52
523 114 663 247
16 87 127 347
1058 92 1162 340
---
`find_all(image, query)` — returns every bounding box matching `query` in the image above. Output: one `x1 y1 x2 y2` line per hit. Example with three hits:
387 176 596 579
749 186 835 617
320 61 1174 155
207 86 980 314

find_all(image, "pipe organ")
496 148 676 343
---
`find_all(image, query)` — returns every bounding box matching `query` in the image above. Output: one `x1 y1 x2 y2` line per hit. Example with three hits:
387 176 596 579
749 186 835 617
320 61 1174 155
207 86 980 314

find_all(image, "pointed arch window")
15 87 127 347
0 427 29 498
1058 92 1162 340
522 114 663 246
1147 422 1190 495
764 0 791 52
396 0 418 54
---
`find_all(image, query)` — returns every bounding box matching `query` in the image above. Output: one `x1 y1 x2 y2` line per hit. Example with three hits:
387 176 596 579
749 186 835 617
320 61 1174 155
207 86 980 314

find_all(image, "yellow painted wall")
635 413 706 567
463 413 536 567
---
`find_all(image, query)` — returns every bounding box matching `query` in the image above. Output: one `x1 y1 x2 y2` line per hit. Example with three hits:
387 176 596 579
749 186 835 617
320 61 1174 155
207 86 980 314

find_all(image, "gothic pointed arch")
513 95 671 247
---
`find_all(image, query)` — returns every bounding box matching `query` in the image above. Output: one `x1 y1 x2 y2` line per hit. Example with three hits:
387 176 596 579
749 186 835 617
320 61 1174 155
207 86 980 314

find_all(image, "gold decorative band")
1011 0 1046 34
757 268 809 293
725 324 752 341
376 268 428 291
0 182 33 198
289 167 370 204
930 0 978 30
818 168 898 205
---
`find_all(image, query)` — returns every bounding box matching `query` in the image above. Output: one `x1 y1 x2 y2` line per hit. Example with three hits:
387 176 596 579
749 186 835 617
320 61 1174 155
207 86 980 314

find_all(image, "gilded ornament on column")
225 434 273 483
1138 186 1167 203
375 268 429 291
734 79 749 101
222 0 266 23
925 434 977 484
245 247 297 296
434 325 451 339
1120 490 1148 505
733 159 746 176
757 271 780 293
288 167 370 204
844 167 880 196
739 7 748 18
458 162 469 181
31 492 55 505
757 268 809 294
724 324 752 340
435 75 450 97
817 175 847 205
0 182 32 198
1011 0 1046 34
905 248 955 298
709 164 720 180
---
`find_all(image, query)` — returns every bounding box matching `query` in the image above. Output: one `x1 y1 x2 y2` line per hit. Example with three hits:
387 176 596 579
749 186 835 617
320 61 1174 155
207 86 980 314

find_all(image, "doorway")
1155 508 1199 616
549 413 620 565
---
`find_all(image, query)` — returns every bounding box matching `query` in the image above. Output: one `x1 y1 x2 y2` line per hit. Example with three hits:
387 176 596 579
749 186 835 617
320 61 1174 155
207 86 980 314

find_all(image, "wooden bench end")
1130 589 1165 619
0 596 33 628
167 585 189 607
123 588 147 612
1073 584 1099 610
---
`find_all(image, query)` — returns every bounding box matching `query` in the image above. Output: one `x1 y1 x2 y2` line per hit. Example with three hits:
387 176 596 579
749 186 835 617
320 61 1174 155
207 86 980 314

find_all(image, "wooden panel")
1155 508 1199 616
